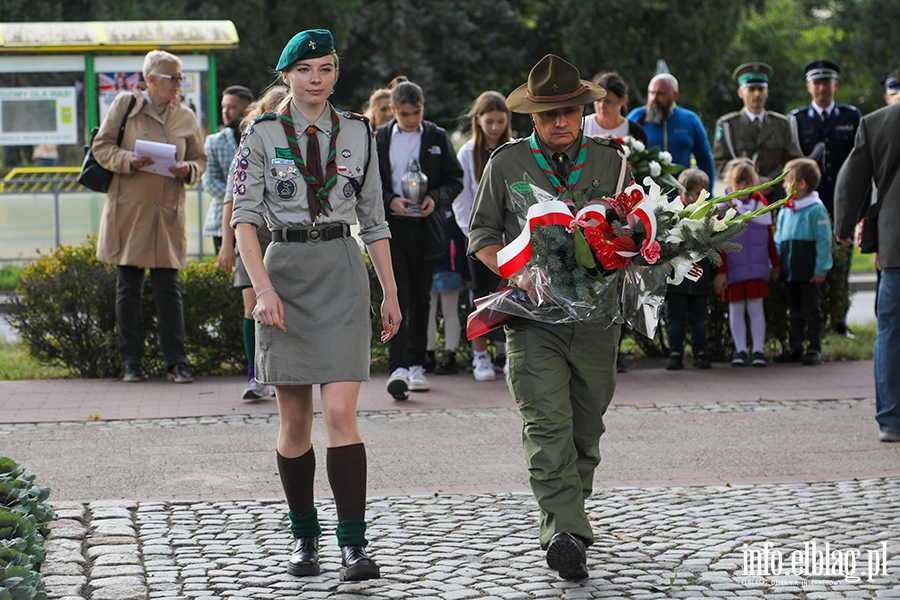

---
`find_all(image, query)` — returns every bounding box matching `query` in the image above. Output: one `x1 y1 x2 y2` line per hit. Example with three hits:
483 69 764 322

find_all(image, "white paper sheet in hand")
134 139 178 178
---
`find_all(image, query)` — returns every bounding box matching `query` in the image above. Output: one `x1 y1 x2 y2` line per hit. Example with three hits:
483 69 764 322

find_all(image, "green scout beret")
733 63 773 88
276 29 335 71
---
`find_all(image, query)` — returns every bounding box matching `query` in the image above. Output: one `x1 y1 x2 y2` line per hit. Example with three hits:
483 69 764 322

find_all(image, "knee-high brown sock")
326 443 367 522
277 447 316 518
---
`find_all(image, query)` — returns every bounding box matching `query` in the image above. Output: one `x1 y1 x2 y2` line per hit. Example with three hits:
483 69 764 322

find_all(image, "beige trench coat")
93 84 207 269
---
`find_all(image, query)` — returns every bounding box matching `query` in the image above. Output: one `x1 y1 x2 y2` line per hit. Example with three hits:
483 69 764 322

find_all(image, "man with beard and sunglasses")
627 73 715 186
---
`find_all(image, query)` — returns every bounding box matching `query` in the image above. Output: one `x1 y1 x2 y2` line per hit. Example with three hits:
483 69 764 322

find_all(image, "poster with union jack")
98 72 141 121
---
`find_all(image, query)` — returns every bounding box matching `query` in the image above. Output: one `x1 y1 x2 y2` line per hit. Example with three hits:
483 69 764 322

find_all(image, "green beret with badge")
276 29 335 71
733 62 773 88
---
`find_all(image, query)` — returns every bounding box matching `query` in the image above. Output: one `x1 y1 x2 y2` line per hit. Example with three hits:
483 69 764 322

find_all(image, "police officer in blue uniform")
789 60 861 217
789 60 861 338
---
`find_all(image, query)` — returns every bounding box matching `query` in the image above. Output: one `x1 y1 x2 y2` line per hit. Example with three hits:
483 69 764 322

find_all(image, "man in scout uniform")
713 63 800 199
883 69 900 106
788 60 861 218
468 54 632 581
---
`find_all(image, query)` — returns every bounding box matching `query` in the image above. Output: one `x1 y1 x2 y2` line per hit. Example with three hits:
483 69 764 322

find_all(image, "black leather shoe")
340 545 380 581
665 353 683 371
287 537 319 576
802 349 823 365
123 364 145 382
166 363 193 383
546 532 589 580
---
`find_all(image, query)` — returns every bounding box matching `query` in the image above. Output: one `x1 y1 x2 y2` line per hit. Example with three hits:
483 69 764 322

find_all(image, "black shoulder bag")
78 96 137 193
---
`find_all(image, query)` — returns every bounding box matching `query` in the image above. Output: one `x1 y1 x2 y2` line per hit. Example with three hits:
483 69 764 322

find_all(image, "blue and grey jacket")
774 191 834 281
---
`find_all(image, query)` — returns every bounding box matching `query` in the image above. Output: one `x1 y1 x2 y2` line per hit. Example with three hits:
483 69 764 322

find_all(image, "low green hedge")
8 237 244 378
0 458 55 600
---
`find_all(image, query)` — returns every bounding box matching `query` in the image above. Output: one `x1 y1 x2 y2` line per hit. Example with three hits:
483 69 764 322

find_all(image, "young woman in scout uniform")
229 29 401 581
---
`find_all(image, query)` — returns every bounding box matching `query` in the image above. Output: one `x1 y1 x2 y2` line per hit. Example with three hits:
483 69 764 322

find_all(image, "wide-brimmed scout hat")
276 29 335 71
733 62 773 88
506 54 606 114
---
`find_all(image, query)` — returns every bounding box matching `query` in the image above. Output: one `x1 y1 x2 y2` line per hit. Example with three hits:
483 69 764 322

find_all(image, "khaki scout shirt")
468 135 632 258
229 103 390 246
712 109 801 181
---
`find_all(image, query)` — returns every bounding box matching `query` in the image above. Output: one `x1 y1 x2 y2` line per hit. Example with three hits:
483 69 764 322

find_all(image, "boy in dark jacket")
774 158 833 365
375 80 464 399
666 169 714 370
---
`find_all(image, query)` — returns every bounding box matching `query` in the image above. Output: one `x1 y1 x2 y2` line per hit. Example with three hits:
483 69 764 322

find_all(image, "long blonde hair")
242 86 289 129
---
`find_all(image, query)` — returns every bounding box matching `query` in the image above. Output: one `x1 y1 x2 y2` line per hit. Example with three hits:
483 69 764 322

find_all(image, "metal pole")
198 186 205 259
85 53 98 136
54 182 61 248
208 52 218 134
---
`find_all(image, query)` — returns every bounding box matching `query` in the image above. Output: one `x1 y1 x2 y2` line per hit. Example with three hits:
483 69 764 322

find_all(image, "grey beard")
645 104 673 125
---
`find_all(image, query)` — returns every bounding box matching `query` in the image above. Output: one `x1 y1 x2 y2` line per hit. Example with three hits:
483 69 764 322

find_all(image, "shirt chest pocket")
336 161 365 199
269 165 303 200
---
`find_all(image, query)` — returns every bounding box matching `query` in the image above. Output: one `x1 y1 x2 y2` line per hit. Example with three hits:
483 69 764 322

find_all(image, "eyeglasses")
153 73 184 84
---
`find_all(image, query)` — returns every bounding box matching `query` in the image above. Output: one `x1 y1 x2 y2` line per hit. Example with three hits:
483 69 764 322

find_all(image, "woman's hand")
169 161 191 179
218 244 236 271
380 293 402 342
255 288 286 332
131 155 154 170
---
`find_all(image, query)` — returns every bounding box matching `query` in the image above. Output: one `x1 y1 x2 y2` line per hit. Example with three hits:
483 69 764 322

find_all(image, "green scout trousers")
505 319 620 549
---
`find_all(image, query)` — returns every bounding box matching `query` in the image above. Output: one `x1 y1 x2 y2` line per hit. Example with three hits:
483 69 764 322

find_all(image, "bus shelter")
0 21 238 259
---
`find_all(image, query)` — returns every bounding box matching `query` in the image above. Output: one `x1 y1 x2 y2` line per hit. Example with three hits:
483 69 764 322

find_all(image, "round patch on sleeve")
239 158 249 169
343 181 355 198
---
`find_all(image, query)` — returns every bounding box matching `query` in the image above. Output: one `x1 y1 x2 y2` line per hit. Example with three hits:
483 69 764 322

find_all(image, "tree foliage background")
0 0 896 144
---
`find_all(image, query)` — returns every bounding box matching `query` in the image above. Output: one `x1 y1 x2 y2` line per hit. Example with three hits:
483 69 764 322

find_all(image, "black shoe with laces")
802 349 823 365
434 351 458 375
123 364 145 382
166 363 193 383
340 545 380 581
751 351 767 367
546 532 589 580
731 351 749 367
666 353 683 371
774 348 803 363
287 537 319 576
693 352 712 369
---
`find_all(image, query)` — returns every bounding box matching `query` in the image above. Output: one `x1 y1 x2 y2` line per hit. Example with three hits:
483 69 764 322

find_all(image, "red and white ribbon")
498 201 610 279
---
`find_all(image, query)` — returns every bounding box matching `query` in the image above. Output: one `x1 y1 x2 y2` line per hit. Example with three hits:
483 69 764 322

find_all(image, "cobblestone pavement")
44 480 899 600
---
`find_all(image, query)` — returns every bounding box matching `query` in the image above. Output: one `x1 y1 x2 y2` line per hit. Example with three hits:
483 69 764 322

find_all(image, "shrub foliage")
8 237 244 378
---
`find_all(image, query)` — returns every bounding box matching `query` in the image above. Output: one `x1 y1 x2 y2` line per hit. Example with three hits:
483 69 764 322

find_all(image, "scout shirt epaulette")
715 110 743 124
252 112 278 123
490 137 527 159
338 110 369 124
586 135 624 153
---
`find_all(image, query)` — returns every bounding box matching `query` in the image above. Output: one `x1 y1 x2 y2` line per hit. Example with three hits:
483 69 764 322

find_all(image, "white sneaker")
408 365 430 391
472 355 496 381
242 379 271 402
387 368 410 401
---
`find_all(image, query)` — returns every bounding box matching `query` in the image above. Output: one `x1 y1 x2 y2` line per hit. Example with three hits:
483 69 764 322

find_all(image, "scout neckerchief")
529 132 587 197
280 103 341 222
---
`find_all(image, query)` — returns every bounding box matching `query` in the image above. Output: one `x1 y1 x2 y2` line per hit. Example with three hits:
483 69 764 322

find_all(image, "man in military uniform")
468 54 632 581
788 60 861 217
713 63 800 199
883 69 900 106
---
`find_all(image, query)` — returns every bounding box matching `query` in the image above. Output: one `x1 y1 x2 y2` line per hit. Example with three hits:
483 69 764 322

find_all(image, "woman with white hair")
93 49 207 384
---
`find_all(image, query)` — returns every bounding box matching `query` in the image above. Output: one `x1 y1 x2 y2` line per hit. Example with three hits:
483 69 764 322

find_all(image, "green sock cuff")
336 519 368 547
288 508 322 538
243 317 255 365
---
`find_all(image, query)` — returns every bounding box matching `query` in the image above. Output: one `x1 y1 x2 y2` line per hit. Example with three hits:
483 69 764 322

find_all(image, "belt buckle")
308 228 322 243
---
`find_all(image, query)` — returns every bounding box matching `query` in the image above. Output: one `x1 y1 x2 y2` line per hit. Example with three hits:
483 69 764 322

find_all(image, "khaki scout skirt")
254 236 372 385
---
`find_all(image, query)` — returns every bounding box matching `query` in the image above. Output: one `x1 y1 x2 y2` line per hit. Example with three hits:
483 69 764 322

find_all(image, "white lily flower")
649 161 661 177
631 139 646 153
681 218 703 231
667 256 694 285
658 151 673 166
641 177 663 202
665 227 684 244
723 207 737 222
713 218 728 232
